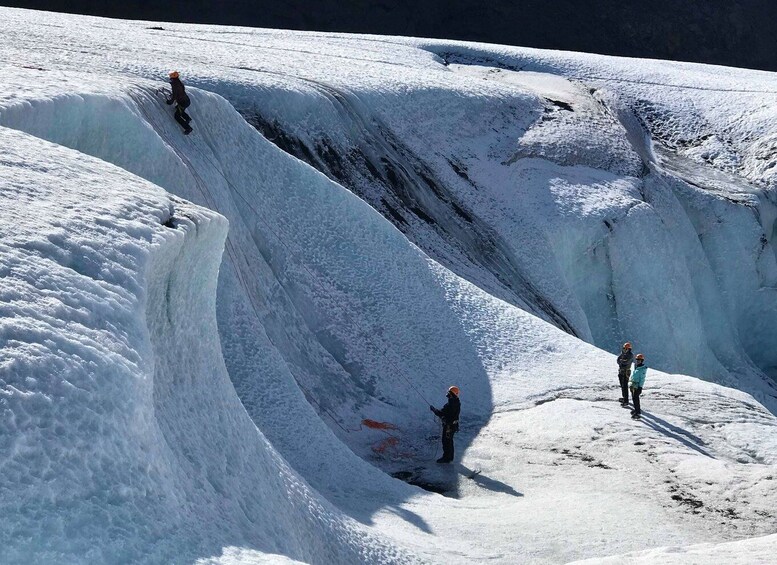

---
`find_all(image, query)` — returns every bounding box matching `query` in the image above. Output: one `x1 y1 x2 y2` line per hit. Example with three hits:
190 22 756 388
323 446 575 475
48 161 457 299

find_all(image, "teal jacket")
630 364 647 388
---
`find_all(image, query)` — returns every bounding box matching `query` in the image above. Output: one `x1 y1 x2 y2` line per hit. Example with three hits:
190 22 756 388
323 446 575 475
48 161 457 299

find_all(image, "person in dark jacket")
430 386 461 464
166 71 192 135
617 342 634 406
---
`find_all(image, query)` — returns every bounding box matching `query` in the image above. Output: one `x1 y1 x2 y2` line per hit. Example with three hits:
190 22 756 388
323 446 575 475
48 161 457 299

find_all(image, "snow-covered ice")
0 6 776 564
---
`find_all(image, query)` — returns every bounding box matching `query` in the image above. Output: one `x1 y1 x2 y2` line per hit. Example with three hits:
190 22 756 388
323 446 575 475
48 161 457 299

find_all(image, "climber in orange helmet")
166 71 193 135
430 386 461 464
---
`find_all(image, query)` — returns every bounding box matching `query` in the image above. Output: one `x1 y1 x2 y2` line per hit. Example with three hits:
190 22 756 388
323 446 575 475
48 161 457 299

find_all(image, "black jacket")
169 78 190 106
617 349 634 369
433 395 461 428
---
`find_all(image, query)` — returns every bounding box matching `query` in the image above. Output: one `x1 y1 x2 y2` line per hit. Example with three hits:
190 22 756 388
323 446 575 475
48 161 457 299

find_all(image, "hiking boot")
436 457 452 464
184 126 193 135
631 413 641 420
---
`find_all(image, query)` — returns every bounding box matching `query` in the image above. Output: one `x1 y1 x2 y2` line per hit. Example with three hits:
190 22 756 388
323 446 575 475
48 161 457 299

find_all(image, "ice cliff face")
0 123 412 564
239 52 777 408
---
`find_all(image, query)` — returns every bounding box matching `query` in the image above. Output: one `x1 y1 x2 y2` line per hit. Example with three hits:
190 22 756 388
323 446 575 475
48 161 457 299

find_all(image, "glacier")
0 6 776 564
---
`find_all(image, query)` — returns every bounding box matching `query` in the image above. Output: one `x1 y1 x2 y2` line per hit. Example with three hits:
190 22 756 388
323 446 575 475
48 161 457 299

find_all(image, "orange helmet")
623 342 632 350
448 386 460 397
635 353 645 361
169 70 180 79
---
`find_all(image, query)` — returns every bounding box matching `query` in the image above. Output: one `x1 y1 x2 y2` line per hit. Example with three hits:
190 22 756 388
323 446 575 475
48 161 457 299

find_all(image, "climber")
166 71 193 135
617 342 634 406
430 386 461 464
629 354 647 419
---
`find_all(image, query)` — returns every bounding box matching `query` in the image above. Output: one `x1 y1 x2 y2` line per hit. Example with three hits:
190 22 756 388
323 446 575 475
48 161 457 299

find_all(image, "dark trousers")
174 103 191 130
631 386 642 414
442 425 455 462
618 368 631 402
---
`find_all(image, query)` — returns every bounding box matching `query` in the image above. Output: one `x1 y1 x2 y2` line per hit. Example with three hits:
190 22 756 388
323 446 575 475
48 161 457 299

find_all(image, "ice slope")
1 6 777 564
0 127 417 563
3 6 777 397
0 72 494 514
246 52 777 406
572 533 777 564
423 47 777 385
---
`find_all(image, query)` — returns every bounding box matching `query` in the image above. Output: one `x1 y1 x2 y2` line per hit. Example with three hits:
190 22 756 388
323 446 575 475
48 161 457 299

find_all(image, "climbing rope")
131 85 440 447
190 134 436 407
130 88 271 342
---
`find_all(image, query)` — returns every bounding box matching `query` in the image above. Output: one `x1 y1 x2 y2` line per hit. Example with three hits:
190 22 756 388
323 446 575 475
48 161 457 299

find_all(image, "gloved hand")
166 98 174 105
429 405 435 412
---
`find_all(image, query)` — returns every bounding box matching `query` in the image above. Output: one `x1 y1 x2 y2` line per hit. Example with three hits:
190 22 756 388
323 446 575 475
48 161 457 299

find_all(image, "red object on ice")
371 436 400 453
361 419 399 430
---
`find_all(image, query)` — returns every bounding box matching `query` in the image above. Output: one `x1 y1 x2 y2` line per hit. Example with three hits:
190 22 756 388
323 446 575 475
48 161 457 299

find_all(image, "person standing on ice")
629 354 647 419
430 386 460 464
617 342 634 406
166 71 193 135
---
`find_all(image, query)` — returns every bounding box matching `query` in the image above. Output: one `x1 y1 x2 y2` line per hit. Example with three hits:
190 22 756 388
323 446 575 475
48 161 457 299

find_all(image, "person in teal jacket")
629 353 647 419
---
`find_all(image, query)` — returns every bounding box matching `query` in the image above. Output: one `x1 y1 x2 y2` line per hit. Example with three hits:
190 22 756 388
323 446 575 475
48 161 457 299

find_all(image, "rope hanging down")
134 85 438 409
131 84 447 461
193 128 434 407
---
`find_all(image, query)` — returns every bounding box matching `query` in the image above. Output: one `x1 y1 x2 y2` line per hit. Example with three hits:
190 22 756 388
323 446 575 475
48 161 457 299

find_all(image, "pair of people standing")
617 342 647 419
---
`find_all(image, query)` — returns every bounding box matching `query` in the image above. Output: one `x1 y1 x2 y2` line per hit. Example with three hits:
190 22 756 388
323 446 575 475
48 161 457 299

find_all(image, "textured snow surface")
0 129 410 564
1 6 776 564
571 533 777 564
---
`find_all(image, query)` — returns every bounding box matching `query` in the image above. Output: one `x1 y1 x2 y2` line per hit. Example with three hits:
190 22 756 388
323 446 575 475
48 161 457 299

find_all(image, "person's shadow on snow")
639 412 713 458
459 465 523 497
